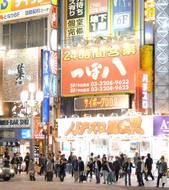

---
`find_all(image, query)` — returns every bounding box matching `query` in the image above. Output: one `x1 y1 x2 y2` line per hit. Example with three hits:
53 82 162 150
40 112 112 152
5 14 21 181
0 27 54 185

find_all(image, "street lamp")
20 83 43 158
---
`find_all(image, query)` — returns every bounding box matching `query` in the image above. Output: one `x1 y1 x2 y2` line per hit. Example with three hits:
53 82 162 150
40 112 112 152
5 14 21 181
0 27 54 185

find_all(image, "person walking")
24 152 30 174
86 158 93 182
94 157 102 184
59 154 67 182
45 155 54 182
78 156 84 183
28 158 36 181
54 155 60 178
101 157 109 184
136 157 144 186
156 156 168 188
123 158 134 186
145 153 154 181
113 156 121 182
72 156 79 182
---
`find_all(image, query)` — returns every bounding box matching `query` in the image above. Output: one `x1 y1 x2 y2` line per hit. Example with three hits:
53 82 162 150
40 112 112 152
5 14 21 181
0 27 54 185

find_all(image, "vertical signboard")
135 71 148 113
155 0 169 113
89 0 108 36
42 50 50 124
65 0 85 40
112 0 134 31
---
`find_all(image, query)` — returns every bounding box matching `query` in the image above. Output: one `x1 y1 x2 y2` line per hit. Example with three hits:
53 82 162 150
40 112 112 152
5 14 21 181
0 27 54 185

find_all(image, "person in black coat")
145 153 154 181
123 158 134 186
113 156 121 182
136 157 144 186
59 155 67 182
78 157 84 183
93 157 102 184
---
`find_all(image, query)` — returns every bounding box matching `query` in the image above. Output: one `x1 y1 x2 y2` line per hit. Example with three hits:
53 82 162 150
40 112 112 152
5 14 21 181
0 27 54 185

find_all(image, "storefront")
0 118 32 157
58 115 169 164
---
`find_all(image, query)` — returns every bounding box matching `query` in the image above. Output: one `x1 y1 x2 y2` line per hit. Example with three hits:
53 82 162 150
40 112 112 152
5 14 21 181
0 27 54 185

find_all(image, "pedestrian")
156 156 168 188
94 157 102 184
86 158 93 182
28 158 36 181
54 155 60 178
72 156 79 182
45 155 54 182
113 156 121 182
59 154 67 182
68 152 73 176
145 153 154 181
136 157 144 186
123 158 134 186
78 156 85 183
101 157 109 184
24 152 30 174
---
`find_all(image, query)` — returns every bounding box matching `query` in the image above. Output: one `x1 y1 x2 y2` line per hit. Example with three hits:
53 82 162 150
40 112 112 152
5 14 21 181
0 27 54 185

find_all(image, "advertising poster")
0 0 50 22
61 40 139 96
42 50 50 124
89 0 108 36
65 0 85 39
3 48 39 102
112 0 134 31
153 116 169 136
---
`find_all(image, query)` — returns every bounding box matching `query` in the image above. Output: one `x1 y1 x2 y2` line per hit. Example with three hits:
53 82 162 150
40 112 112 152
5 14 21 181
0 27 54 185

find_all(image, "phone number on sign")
90 79 129 87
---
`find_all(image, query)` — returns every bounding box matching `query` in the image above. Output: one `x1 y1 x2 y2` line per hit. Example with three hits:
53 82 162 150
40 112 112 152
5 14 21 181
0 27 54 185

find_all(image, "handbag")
162 175 167 184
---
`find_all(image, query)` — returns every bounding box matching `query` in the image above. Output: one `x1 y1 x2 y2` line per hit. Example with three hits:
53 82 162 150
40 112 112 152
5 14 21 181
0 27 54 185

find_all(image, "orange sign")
61 41 139 96
64 117 143 136
34 117 44 139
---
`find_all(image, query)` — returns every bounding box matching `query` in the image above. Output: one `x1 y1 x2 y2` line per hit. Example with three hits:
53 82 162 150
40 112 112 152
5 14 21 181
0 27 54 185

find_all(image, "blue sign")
20 129 32 139
112 0 134 31
42 50 50 123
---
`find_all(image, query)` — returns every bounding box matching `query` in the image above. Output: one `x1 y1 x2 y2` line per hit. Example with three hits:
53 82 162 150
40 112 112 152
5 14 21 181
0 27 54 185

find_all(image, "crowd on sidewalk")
0 149 168 188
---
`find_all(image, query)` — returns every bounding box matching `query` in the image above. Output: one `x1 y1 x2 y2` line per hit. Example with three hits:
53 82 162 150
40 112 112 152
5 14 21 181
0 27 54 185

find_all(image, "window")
3 18 47 49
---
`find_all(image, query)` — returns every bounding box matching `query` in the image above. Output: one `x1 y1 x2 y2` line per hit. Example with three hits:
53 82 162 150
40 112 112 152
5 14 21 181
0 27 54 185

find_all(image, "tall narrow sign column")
155 0 169 113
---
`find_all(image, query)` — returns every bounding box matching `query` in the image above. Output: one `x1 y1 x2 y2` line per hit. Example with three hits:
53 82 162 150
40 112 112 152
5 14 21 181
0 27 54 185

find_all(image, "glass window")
11 22 26 49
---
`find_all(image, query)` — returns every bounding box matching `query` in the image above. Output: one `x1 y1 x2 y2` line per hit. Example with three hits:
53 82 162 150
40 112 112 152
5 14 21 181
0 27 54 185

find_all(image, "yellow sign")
145 0 155 21
51 0 57 6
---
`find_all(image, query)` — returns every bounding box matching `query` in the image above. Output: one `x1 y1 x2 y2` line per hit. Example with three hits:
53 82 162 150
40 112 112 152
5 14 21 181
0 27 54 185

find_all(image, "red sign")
61 41 139 96
50 5 58 29
135 70 148 113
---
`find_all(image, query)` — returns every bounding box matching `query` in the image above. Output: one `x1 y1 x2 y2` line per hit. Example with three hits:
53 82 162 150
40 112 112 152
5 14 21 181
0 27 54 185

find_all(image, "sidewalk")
16 172 169 188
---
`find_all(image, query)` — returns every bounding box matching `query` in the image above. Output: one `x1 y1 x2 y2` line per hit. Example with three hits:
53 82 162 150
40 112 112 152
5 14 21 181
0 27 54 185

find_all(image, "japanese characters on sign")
42 50 50 124
74 95 129 111
50 5 58 29
61 40 139 96
112 0 134 31
58 116 153 138
135 70 148 113
3 48 39 102
145 0 155 22
89 0 108 35
66 0 85 39
0 0 50 22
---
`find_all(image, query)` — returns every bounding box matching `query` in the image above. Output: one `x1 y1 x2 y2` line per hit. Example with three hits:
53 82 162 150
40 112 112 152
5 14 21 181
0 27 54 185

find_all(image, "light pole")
20 83 43 159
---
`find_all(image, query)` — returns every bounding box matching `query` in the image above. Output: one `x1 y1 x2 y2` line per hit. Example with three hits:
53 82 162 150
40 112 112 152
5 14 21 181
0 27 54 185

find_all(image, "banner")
0 0 50 22
42 50 50 124
3 48 39 102
65 0 85 39
135 70 148 113
58 116 153 138
74 95 129 111
89 0 108 36
153 116 169 136
61 40 139 96
112 0 134 31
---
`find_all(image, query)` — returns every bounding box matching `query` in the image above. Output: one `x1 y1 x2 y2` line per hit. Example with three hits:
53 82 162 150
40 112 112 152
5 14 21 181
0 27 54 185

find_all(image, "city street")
0 173 167 190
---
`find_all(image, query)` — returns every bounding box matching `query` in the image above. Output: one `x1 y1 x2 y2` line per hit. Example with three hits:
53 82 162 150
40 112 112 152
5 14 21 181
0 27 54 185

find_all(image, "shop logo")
160 119 169 131
142 74 148 109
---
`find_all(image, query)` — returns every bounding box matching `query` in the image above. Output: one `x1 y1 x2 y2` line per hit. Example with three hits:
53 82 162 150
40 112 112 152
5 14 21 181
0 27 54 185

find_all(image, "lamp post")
20 83 43 159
